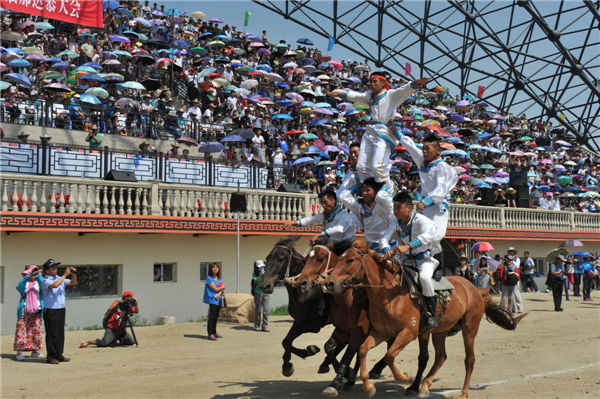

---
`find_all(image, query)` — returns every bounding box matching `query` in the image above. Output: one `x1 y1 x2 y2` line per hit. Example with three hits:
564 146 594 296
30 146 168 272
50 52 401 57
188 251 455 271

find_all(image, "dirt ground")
2 290 599 399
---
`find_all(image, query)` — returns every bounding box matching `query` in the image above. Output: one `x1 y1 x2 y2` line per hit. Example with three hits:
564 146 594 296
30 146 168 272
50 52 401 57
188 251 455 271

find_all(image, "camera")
119 297 136 315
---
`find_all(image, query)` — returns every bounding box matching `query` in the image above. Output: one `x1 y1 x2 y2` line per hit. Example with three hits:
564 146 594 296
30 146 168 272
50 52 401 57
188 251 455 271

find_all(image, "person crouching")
79 291 139 348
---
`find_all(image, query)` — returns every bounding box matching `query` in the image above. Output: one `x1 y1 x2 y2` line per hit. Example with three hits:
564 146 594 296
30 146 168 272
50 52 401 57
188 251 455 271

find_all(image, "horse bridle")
310 245 333 285
340 247 368 288
274 245 304 280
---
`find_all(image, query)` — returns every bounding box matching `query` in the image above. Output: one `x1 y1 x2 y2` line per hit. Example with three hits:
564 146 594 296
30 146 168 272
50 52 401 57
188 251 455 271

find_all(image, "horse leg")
359 331 387 399
458 314 481 399
368 339 393 379
419 332 448 398
321 328 348 374
383 329 415 384
406 333 430 395
281 323 305 377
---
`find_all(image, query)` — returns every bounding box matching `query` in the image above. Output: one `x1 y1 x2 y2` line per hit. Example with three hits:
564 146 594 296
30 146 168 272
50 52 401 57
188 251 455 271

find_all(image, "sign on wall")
1 0 103 29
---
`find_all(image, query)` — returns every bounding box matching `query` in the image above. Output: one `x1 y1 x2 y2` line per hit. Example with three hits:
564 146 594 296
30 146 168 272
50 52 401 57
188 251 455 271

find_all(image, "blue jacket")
16 274 45 318
581 261 596 274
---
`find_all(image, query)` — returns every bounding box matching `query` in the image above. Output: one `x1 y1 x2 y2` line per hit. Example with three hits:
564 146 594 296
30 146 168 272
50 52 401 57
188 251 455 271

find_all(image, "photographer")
41 259 77 364
79 291 138 348
251 260 270 332
85 125 103 150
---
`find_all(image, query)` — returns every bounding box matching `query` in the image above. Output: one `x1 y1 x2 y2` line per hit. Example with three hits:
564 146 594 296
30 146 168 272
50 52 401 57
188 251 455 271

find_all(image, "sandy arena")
2 291 599 399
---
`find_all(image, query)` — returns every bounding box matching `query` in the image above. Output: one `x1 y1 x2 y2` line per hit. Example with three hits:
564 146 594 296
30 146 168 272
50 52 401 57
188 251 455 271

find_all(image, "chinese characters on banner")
1 0 103 29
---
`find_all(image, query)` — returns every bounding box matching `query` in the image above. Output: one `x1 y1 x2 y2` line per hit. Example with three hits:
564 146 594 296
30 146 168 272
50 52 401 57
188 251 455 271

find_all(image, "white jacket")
297 206 358 243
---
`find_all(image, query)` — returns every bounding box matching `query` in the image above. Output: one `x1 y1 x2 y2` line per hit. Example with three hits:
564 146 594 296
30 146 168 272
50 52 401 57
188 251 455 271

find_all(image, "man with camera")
251 261 270 332
79 291 139 348
41 259 77 364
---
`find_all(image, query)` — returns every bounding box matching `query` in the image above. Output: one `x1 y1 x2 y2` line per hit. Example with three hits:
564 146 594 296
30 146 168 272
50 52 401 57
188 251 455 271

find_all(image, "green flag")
244 11 251 27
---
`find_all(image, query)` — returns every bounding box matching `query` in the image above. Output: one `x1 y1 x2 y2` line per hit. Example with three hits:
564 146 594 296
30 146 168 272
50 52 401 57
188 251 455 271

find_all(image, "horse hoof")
306 345 321 357
282 364 295 377
323 387 339 397
417 390 430 398
369 372 381 380
365 386 376 399
403 389 418 398
342 384 354 392
318 365 330 374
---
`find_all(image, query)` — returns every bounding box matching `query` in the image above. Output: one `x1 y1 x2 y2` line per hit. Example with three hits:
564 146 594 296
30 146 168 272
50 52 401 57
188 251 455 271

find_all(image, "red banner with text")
1 0 103 28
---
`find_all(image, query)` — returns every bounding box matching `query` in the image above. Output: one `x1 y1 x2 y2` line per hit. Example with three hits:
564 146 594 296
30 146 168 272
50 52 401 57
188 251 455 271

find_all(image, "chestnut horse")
260 237 343 378
323 242 526 398
288 238 401 397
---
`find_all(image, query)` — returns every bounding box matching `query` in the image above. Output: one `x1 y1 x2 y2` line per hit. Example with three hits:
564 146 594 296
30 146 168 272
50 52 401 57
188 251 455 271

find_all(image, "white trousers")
420 205 448 255
356 134 392 188
510 282 524 311
400 255 438 297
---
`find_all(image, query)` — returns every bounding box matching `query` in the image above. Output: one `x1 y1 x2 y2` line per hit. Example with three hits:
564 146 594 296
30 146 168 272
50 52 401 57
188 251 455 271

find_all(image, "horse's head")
293 237 353 294
322 240 370 294
260 236 303 294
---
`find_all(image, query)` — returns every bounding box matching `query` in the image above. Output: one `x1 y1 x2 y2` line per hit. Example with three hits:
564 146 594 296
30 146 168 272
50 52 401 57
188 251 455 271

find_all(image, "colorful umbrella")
472 242 494 252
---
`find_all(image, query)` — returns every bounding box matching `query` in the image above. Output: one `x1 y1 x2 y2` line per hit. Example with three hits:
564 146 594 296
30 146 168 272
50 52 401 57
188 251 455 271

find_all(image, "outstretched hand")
327 91 340 98
283 221 297 231
416 77 430 87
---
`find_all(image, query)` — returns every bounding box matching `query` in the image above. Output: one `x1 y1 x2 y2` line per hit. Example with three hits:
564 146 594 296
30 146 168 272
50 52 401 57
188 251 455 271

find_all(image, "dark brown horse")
323 242 526 398
288 238 402 396
260 237 342 377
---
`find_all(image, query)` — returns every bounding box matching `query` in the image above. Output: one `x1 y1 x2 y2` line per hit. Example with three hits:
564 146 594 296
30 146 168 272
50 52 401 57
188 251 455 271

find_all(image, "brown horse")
323 241 526 398
288 238 402 396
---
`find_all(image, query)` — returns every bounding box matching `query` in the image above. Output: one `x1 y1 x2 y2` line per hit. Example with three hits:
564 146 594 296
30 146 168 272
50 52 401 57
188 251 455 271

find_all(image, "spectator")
85 126 103 150
550 255 567 311
203 263 225 341
455 255 475 283
499 255 520 312
251 260 270 332
581 254 597 301
14 265 45 361
522 251 539 293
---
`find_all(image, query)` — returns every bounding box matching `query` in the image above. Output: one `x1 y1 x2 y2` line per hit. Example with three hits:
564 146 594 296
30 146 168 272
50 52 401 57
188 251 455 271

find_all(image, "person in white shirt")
285 189 358 244
538 193 551 210
252 129 266 163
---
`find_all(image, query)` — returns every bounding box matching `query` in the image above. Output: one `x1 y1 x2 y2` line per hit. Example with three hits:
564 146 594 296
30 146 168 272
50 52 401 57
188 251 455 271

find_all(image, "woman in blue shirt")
581 254 597 302
203 263 226 341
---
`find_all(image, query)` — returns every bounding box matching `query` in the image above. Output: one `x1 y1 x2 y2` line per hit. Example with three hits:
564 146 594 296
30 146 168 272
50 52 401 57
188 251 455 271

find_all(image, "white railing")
1 173 599 232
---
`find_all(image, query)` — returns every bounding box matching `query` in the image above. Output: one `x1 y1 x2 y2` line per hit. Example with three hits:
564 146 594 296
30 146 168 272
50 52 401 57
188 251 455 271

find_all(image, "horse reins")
341 247 401 289
274 245 305 280
311 245 333 285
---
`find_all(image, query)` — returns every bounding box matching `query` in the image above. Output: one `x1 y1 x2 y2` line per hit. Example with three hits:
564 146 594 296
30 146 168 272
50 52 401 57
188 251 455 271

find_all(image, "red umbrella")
400 116 416 122
207 72 221 78
285 130 304 135
472 242 494 252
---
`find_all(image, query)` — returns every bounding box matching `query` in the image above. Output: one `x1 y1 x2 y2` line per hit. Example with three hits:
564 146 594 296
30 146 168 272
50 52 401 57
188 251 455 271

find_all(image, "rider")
329 72 429 191
335 141 361 196
284 189 358 244
338 177 395 255
387 129 458 254
385 190 439 331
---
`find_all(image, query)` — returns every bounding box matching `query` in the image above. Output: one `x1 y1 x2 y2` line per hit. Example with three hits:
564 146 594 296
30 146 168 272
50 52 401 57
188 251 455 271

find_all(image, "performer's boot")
422 296 438 332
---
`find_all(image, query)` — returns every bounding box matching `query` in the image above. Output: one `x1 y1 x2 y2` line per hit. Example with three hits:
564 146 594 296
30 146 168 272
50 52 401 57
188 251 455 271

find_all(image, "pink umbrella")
571 174 583 179
26 53 48 62
555 140 571 147
250 42 265 48
314 139 325 150
421 108 436 117
540 159 553 164
324 145 341 152
265 72 283 82
436 131 451 138
315 108 333 116
393 159 410 167
492 115 505 120
330 61 343 69
257 48 271 56
103 59 120 65
286 92 303 102
0 62 7 72
523 152 537 157
20 21 36 29
494 172 509 178
459 174 472 180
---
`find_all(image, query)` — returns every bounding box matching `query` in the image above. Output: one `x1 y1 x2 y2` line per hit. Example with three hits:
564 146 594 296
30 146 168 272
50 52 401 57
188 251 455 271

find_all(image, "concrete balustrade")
1 173 599 231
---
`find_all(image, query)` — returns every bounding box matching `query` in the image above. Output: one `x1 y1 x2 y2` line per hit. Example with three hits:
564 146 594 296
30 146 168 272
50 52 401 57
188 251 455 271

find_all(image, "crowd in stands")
1 1 599 211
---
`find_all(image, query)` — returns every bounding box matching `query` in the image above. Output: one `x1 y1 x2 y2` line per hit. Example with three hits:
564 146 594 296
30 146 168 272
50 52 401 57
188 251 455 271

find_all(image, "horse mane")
276 236 301 248
352 240 394 271
314 237 353 257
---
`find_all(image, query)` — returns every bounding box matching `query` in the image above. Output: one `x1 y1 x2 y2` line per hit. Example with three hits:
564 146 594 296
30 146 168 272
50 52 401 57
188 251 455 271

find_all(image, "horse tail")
480 289 527 330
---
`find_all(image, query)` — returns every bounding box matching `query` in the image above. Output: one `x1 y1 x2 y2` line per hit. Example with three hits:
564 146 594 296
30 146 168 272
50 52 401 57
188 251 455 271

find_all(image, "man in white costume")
284 189 357 244
391 129 458 254
385 190 439 331
338 178 395 254
328 72 429 191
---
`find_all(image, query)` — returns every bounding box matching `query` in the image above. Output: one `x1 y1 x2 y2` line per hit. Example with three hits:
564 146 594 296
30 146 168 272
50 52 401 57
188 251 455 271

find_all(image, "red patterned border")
1 212 599 241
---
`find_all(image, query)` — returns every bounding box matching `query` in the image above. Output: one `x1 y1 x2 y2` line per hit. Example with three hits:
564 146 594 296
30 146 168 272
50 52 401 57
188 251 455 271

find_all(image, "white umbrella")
283 62 298 69
474 256 499 272
240 79 258 89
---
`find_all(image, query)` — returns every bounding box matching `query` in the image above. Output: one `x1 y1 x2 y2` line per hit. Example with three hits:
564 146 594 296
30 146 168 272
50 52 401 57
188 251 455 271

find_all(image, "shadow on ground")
210 379 461 398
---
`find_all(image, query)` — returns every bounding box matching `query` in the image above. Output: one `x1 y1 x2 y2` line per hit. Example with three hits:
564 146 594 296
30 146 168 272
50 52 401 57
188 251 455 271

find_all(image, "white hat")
255 260 265 267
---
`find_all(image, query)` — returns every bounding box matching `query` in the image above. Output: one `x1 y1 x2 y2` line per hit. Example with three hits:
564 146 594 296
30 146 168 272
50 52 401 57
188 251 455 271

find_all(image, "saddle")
400 265 454 310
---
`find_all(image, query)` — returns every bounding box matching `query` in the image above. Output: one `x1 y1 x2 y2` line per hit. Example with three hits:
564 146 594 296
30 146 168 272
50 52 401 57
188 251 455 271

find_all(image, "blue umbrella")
402 128 414 135
51 61 69 71
221 135 246 143
441 150 456 156
80 94 101 105
477 133 492 139
214 35 230 42
198 68 217 78
79 74 105 83
308 118 332 127
319 62 332 68
82 62 102 69
565 187 582 192
293 157 316 166
7 47 25 55
478 102 489 107
406 96 415 102
304 146 321 154
347 77 361 83
300 58 314 65
474 183 491 189
198 32 213 38
257 64 272 71
319 151 330 158
301 101 316 107
230 129 255 140
103 0 120 10
463 94 476 101
585 185 600 190
273 114 293 120
45 57 62 63
455 149 469 157
4 72 30 87
114 7 133 18
230 62 243 68
276 82 290 88
173 40 188 49
165 8 181 16
7 59 30 67
36 22 54 30
297 38 314 45
537 185 551 192
571 251 593 258
134 17 150 27
198 142 226 153
277 99 296 106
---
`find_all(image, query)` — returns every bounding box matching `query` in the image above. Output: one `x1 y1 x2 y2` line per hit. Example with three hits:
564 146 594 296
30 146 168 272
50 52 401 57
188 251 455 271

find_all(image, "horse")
323 241 526 398
260 236 342 378
287 238 403 397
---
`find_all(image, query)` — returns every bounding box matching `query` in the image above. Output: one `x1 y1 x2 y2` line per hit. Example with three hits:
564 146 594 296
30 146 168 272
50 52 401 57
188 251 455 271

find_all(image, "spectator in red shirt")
79 291 139 348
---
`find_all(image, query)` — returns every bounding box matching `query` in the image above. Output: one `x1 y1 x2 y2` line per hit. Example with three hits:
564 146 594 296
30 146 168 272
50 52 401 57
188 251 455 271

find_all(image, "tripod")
116 312 139 347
